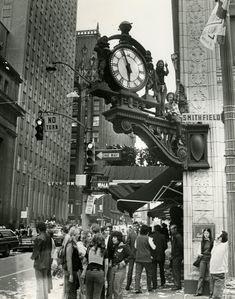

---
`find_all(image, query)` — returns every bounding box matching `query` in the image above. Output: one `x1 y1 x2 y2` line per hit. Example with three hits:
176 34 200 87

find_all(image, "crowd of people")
30 221 228 299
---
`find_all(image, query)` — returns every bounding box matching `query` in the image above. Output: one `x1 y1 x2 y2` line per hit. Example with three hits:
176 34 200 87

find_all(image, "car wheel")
3 246 10 257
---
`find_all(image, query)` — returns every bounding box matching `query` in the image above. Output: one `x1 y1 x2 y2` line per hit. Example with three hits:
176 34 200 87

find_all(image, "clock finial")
118 21 132 35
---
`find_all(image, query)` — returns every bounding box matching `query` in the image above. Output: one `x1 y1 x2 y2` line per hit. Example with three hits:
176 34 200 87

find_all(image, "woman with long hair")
194 228 214 296
63 226 83 299
83 233 108 299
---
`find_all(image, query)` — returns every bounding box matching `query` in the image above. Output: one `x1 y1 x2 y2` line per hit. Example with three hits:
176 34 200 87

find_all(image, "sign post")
95 149 122 161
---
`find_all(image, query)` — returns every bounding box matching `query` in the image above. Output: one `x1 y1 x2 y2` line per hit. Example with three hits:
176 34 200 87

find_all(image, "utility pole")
220 10 235 279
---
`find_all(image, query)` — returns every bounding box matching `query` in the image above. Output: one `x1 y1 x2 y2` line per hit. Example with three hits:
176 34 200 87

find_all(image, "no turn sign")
44 115 60 132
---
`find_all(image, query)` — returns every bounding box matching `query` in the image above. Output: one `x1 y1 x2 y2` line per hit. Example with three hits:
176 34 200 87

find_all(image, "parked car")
50 227 63 247
0 227 19 257
17 228 37 251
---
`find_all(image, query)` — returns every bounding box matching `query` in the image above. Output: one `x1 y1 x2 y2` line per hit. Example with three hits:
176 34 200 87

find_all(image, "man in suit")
170 224 183 290
125 221 139 290
151 224 168 289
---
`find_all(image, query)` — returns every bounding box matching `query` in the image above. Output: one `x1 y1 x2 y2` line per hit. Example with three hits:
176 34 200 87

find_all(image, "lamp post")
46 60 93 229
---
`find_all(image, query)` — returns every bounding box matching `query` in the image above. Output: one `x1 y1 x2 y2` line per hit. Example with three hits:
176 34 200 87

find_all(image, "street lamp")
46 61 91 85
46 60 94 229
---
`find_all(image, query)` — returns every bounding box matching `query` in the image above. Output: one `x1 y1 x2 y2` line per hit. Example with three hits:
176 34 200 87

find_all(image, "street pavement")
0 251 210 299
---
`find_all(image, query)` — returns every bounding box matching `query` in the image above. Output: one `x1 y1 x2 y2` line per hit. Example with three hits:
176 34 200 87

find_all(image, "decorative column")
220 10 235 298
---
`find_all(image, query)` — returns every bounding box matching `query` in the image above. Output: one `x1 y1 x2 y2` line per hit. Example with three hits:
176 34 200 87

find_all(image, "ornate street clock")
109 45 147 92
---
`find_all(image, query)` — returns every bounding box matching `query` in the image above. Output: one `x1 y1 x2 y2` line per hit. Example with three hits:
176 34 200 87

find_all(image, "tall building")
0 0 77 227
0 22 25 227
68 28 136 222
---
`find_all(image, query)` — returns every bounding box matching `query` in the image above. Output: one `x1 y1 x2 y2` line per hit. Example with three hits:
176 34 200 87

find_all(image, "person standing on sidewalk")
83 233 108 299
209 231 228 299
31 222 52 299
63 226 83 299
125 221 139 291
170 224 183 290
110 231 130 299
194 228 214 296
151 224 168 290
135 224 156 293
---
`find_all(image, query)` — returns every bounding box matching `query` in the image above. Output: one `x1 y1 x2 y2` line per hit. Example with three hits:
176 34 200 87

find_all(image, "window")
92 132 99 143
93 116 100 127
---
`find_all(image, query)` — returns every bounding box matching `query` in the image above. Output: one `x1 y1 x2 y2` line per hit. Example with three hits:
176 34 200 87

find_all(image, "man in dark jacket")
170 224 183 290
31 222 52 299
151 225 168 289
125 221 139 290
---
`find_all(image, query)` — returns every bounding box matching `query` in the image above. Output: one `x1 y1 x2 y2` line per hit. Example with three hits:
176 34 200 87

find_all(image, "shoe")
148 288 154 292
135 290 142 294
125 286 132 291
194 294 202 297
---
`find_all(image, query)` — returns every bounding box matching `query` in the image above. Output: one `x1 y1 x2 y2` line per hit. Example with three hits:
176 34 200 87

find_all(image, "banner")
200 0 230 50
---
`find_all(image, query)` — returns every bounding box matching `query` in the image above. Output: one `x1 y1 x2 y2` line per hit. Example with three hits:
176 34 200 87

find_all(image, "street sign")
182 113 222 123
95 149 122 161
75 174 87 186
85 195 95 214
44 115 60 132
91 175 109 190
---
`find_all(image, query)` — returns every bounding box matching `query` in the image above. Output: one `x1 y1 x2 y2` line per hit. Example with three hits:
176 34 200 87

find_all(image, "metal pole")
220 14 235 277
81 93 94 229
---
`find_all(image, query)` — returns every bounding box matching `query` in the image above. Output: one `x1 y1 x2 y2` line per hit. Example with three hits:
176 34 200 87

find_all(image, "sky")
76 0 175 148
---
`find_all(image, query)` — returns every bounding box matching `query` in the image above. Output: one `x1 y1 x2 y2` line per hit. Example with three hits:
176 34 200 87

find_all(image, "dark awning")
116 167 183 217
147 198 182 220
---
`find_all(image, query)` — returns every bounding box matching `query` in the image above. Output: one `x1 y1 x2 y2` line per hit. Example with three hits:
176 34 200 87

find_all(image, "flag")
200 0 230 50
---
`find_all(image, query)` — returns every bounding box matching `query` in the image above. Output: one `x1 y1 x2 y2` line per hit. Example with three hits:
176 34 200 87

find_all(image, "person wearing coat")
170 224 183 290
125 221 139 290
135 224 156 293
150 224 168 289
31 222 52 299
110 231 130 299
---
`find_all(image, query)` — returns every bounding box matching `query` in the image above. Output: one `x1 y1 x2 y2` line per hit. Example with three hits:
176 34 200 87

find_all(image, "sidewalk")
48 277 209 299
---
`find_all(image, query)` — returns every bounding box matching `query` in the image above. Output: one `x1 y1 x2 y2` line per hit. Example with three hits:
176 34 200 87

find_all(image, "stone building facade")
172 0 235 293
0 0 77 226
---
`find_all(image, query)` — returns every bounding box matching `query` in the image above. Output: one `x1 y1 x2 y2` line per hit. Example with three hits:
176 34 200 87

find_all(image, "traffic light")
86 140 95 168
35 117 44 141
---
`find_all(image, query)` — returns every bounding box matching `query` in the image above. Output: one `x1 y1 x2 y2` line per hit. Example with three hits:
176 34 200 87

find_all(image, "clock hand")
121 49 132 81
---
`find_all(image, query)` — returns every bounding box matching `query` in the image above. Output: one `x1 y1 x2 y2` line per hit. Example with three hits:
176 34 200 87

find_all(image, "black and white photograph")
0 0 233 298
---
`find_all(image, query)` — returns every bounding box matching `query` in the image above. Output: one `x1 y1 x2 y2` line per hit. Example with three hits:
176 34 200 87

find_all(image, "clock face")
109 46 147 92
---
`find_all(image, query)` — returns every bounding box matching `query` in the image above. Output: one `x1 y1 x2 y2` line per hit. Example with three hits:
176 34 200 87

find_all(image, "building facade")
0 0 77 227
0 22 25 227
172 0 235 293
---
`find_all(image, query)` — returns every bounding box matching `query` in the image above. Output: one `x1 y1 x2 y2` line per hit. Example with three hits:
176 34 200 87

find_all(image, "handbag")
193 256 202 267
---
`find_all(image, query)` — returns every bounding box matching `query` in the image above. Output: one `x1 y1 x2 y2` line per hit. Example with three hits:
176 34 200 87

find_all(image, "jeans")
85 269 104 299
111 266 126 299
106 266 113 299
210 273 225 299
152 260 165 288
135 262 152 291
196 259 212 295
126 258 135 288
172 256 182 289
34 268 48 299
64 271 79 299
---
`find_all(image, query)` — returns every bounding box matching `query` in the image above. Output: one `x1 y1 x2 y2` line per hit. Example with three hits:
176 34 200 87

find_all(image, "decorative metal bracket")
90 82 210 170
